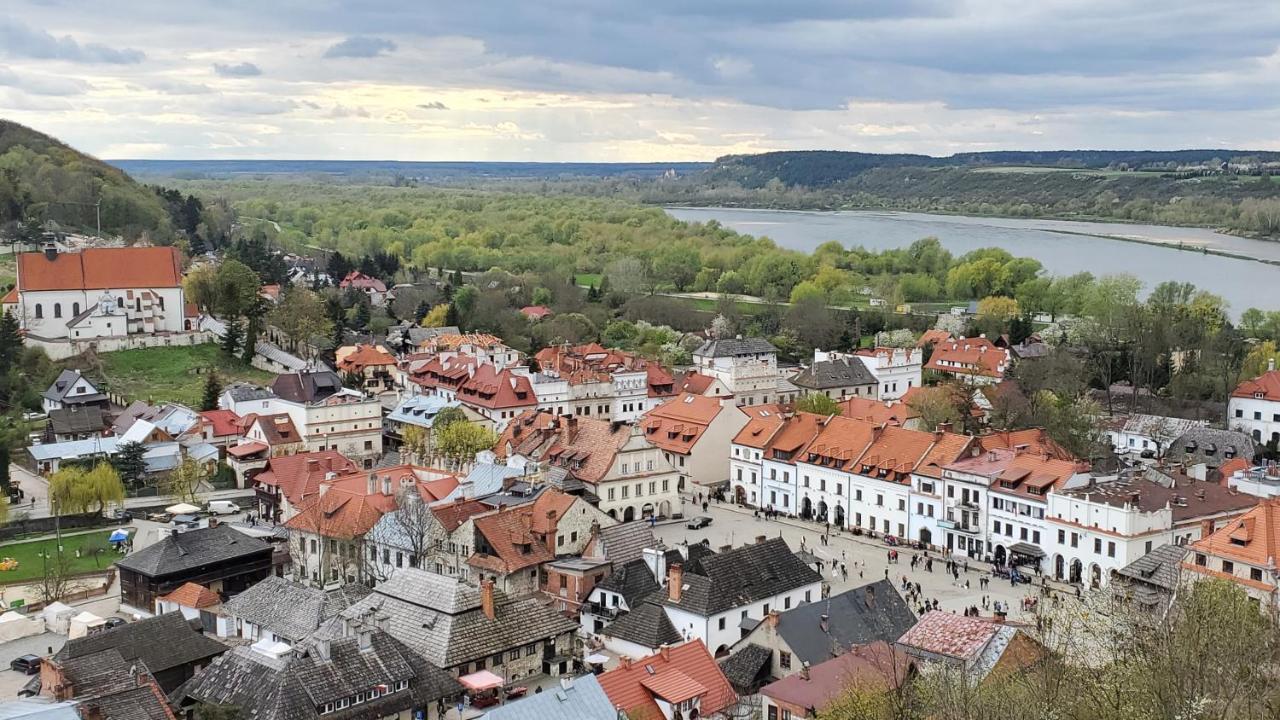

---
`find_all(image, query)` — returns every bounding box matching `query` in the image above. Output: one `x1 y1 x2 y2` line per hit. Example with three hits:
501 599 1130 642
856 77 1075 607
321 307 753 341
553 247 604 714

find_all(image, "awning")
1008 542 1045 559
165 502 201 515
459 670 504 692
108 529 130 543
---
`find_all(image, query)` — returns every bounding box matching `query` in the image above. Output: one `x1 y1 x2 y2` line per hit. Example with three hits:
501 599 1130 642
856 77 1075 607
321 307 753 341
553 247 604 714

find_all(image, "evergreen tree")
327 251 353 281
221 319 242 359
444 302 460 328
414 301 431 322
112 440 148 491
241 316 260 365
0 311 21 370
201 372 222 411
351 302 371 330
451 268 463 286
0 447 10 497
442 282 454 302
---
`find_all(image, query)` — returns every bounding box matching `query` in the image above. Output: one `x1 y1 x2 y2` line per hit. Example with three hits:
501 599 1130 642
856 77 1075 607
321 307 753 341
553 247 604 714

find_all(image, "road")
655 495 1064 620
7 464 252 519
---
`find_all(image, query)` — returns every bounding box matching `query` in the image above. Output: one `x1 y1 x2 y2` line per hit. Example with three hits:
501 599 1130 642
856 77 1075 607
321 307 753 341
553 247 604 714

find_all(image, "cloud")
0 18 143 64
323 36 396 59
0 65 88 96
213 62 262 77
418 101 448 110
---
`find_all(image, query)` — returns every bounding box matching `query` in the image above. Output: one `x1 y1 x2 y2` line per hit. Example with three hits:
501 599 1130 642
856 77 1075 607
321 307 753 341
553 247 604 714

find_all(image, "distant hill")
0 120 169 239
702 149 1280 189
108 159 711 181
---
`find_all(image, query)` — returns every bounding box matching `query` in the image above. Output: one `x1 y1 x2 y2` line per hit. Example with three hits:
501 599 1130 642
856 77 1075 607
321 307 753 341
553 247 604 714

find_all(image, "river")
665 207 1280 313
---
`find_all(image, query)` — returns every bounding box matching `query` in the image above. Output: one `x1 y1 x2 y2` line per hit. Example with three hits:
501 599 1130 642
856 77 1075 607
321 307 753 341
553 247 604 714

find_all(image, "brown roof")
914 432 974 479
469 502 559 574
762 411 827 460
916 329 953 348
676 371 717 395
245 413 301 447
598 641 736 719
896 611 999 662
17 247 182 291
978 428 1075 461
335 343 397 373
801 415 878 472
760 642 912 713
924 337 1008 378
430 498 493 533
458 365 537 410
855 426 939 485
1056 469 1256 520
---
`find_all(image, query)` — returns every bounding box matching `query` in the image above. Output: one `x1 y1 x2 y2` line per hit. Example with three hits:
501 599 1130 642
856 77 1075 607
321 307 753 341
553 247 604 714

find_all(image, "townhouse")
692 336 799 406
729 404 786 507
1184 497 1280 610
642 393 750 490
1228 362 1280 445
924 336 1009 385
334 343 398 394
532 342 676 420
455 364 539 429
1046 466 1257 587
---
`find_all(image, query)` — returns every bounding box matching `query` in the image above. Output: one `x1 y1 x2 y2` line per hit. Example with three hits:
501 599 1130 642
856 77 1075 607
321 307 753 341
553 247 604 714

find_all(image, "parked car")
110 509 133 521
10 655 40 675
21 412 46 422
207 500 240 516
686 516 713 530
102 617 127 629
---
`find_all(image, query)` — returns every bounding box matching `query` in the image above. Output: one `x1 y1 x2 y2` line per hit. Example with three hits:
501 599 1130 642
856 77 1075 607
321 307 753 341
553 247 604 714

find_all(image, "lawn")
0 529 124 585
574 273 603 288
0 253 14 290
83 343 274 407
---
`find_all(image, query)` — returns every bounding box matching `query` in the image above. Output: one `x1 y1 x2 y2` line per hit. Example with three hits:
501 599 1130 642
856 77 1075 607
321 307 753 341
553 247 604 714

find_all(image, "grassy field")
574 273 603 287
0 253 14 290
81 343 274 407
0 529 123 585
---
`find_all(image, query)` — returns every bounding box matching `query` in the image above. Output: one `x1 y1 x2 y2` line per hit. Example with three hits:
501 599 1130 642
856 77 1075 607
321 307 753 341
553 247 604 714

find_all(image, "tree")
0 310 22 370
653 246 700 291
270 286 333 358
607 257 650 295
0 446 10 497
906 384 970 432
220 318 242 360
163 457 207 505
112 440 148 490
421 304 450 328
432 406 468 430
212 259 262 319
444 302 460 328
401 425 430 465
531 286 553 306
49 462 125 515
436 421 497 469
1241 340 1280 379
201 372 222 411
795 393 841 415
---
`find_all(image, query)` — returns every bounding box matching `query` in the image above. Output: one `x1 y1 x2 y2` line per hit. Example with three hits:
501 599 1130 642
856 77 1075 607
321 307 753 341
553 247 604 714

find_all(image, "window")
33 304 43 319
1058 529 1065 544
1251 567 1263 582
396 552 403 568
779 651 792 670
355 693 366 704
898 498 906 511
855 489 862 501
53 303 61 319
718 617 726 630
1106 542 1116 557
525 643 538 656
509 649 520 661
72 302 79 316
1195 554 1206 566
1094 538 1102 554
1070 533 1078 548
608 488 615 501
993 521 1001 535
1222 560 1235 574
1033 531 1040 544
1235 409 1244 418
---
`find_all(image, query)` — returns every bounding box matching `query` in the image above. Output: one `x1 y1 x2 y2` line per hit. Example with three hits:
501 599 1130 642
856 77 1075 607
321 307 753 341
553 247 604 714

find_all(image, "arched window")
72 302 80 316
34 304 42 319
53 303 62 319
117 297 124 308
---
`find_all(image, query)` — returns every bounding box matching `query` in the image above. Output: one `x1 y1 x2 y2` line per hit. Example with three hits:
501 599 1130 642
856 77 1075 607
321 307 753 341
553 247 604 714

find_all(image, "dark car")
11 654 40 675
686 516 713 530
103 617 127 629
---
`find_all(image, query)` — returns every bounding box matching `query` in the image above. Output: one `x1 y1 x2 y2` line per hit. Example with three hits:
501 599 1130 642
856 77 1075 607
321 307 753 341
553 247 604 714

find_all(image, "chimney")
307 458 320 473
43 243 57 262
620 656 632 670
819 614 829 633
81 706 103 720
766 610 780 628
480 579 496 620
1271 357 1276 373
208 518 219 529
560 676 575 691
800 662 810 681
936 422 952 435
566 416 579 444
316 638 331 661
643 547 667 586
358 628 372 652
667 563 683 603
1201 519 1214 538
659 644 670 661
375 612 391 632
755 535 767 545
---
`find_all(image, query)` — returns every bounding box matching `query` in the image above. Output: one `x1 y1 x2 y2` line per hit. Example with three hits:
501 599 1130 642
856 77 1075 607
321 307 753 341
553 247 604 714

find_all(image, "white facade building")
1228 365 1280 445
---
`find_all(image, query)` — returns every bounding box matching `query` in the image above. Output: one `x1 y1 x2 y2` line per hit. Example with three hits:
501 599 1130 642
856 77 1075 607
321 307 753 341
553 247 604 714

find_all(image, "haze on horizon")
1 1 1277 162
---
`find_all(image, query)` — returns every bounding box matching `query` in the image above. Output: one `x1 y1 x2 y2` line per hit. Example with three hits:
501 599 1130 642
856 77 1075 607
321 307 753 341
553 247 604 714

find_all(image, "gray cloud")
0 18 144 64
213 62 261 77
323 36 396 59
0 65 88 95
418 101 448 110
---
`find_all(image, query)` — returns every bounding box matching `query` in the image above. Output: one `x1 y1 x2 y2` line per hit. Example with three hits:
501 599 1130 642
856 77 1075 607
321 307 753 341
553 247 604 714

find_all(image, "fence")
20 568 117 613
0 512 122 543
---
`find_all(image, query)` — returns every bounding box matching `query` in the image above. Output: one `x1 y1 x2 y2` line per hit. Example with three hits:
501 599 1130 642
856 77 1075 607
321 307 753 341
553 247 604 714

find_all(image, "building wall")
661 580 823 655
730 443 764 507
1228 395 1280 444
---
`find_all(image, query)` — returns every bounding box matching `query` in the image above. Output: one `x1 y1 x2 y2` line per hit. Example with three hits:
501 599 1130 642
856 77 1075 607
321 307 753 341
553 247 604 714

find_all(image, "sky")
2 1 1279 161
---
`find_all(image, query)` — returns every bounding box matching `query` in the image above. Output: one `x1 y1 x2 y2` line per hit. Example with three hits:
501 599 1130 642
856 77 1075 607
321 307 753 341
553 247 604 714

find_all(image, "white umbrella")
165 502 201 515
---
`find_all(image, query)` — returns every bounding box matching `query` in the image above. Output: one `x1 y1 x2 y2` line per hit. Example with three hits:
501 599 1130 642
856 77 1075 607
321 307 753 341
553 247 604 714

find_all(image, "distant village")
1 241 1279 720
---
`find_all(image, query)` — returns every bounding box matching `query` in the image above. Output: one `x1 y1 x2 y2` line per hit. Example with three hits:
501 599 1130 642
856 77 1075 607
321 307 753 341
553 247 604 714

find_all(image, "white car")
207 500 241 516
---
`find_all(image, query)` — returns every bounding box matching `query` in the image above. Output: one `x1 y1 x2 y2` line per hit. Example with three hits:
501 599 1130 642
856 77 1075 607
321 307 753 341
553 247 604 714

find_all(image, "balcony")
584 602 621 619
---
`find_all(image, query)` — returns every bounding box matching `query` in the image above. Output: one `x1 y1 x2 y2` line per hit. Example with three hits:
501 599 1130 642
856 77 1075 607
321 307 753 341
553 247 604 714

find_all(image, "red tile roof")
285 468 459 540
469 509 556 574
338 270 387 293
199 409 242 438
1188 497 1280 574
801 415 878 471
732 404 786 449
431 498 492 533
519 305 552 319
916 329 953 349
1 287 16 304
335 343 397 373
924 337 1009 379
598 641 736 719
856 425 939 484
640 669 706 704
253 450 361 507
159 582 222 609
675 371 717 395
458 365 537 410
641 393 726 455
226 441 268 458
896 611 999 662
1233 370 1280 401
840 397 920 427
978 428 1076 461
17 247 182 291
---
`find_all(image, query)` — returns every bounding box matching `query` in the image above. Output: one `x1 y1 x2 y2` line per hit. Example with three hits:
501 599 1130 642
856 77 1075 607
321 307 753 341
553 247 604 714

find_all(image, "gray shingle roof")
272 371 346 404
480 674 614 720
176 631 460 720
47 405 105 435
694 337 777 358
718 643 773 692
43 369 104 404
1170 427 1258 468
55 612 226 677
770 580 916 666
601 601 682 650
792 358 877 391
116 525 272 578
658 538 822 616
595 522 657 565
1115 543 1189 592
342 569 577 668
221 576 371 643
594 560 658 606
